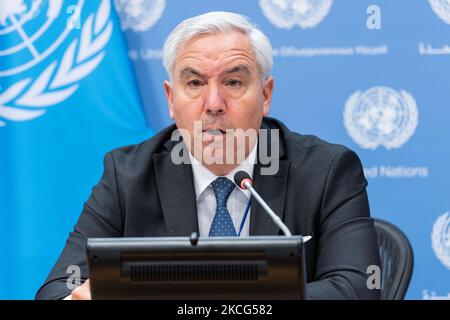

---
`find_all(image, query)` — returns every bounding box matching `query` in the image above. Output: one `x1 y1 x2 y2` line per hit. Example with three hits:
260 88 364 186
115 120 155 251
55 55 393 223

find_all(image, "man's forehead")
181 30 252 51
179 64 252 78
174 31 256 68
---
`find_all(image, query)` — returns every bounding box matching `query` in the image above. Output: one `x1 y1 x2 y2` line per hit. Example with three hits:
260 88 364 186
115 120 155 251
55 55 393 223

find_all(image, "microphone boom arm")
243 181 292 237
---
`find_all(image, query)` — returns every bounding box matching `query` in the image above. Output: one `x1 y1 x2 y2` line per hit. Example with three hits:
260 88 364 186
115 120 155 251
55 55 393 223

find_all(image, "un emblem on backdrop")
0 0 112 126
432 212 450 270
259 0 333 29
113 0 165 32
429 0 450 25
343 86 419 150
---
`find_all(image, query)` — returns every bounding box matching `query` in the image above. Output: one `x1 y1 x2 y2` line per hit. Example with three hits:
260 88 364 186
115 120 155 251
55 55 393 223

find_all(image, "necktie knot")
208 177 237 237
211 177 235 207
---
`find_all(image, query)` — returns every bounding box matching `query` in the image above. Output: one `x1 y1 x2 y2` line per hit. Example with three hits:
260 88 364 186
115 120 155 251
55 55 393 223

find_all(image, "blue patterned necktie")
208 177 237 236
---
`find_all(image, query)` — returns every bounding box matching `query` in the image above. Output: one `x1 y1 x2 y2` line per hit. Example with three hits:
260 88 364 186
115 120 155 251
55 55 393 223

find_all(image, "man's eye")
226 80 242 87
187 80 203 88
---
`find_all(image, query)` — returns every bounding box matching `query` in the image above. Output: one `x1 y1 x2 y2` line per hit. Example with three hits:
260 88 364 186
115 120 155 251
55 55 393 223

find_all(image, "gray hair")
162 11 273 83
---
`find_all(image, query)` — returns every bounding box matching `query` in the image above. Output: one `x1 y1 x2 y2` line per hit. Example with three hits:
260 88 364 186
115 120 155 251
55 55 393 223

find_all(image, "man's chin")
194 147 248 167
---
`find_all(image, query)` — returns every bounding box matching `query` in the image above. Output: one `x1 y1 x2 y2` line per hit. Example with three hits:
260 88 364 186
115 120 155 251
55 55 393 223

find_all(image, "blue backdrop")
0 0 152 299
1 0 450 299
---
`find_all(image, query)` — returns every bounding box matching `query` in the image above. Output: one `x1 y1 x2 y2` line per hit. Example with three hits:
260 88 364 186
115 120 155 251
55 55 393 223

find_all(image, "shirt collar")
189 142 257 200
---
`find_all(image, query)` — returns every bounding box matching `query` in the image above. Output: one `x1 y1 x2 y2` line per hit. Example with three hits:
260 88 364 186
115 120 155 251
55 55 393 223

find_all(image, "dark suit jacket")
36 117 380 300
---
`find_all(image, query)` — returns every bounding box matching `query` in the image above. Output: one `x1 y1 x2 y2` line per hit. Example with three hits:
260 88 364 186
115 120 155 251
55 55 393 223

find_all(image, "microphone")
234 171 293 237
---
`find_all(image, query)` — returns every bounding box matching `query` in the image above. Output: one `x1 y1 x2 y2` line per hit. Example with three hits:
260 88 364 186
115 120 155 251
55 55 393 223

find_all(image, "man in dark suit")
36 11 380 300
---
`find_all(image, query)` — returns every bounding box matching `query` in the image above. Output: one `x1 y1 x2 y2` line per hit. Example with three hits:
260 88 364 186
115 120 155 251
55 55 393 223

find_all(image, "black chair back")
374 218 414 300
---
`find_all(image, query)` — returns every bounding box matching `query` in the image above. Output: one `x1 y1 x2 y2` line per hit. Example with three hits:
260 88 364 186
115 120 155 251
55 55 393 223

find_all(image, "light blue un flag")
0 0 152 299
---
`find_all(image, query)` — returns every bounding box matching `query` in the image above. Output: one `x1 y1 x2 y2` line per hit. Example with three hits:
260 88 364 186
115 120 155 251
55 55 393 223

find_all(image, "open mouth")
204 129 226 135
202 128 229 141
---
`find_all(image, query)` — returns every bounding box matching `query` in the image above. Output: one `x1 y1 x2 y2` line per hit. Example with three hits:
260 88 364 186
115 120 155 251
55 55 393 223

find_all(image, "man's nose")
204 84 226 116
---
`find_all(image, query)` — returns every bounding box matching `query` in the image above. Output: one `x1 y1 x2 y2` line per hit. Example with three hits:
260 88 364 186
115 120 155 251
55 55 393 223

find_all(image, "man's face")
164 30 274 174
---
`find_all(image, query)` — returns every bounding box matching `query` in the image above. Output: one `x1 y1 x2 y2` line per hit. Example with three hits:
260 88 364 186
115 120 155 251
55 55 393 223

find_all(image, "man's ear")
262 77 274 116
164 80 175 119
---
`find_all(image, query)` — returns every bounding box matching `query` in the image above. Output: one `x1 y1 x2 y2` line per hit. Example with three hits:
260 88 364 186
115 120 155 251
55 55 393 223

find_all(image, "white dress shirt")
189 143 257 237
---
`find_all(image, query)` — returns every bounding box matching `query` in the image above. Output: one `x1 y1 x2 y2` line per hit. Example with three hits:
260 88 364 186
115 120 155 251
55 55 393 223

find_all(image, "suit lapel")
249 160 290 235
250 120 290 235
153 143 199 236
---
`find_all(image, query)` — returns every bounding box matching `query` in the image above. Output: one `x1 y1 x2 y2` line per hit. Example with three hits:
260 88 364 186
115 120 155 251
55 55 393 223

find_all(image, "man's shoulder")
265 117 367 193
107 123 177 165
264 117 355 163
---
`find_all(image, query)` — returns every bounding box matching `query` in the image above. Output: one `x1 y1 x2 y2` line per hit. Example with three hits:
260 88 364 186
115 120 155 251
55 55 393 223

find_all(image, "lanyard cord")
238 197 252 237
